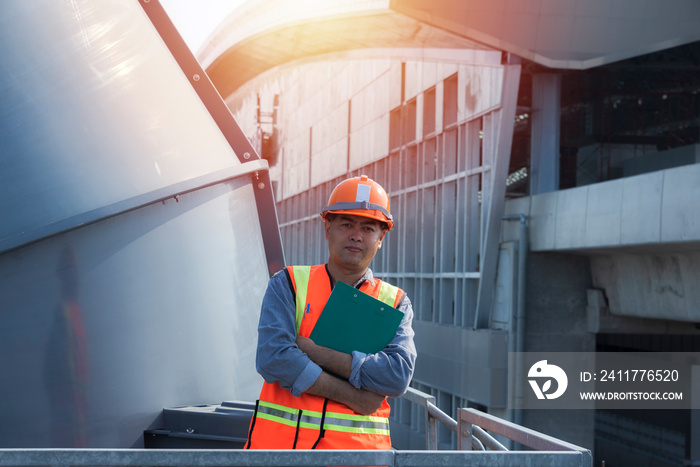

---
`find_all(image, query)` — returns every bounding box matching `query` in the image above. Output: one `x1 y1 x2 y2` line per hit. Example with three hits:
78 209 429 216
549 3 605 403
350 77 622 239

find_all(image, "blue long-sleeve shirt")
255 267 416 398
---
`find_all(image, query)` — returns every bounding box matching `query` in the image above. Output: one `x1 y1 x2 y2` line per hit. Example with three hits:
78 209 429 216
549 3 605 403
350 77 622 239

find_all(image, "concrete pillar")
692 366 700 463
523 252 595 451
530 73 561 195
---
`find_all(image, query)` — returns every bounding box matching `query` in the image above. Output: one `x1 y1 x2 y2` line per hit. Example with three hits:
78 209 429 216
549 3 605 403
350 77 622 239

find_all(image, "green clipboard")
309 281 404 354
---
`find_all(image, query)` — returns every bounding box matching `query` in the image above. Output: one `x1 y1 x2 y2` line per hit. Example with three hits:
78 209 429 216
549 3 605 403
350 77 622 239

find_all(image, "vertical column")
474 65 521 329
529 73 561 195
691 366 700 463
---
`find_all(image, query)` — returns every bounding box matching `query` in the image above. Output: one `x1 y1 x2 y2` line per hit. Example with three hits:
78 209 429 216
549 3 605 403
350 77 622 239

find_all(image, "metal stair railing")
401 386 592 466
401 386 507 451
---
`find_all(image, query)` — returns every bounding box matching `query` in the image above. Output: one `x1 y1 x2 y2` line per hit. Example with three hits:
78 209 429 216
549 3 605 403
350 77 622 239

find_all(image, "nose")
349 226 362 242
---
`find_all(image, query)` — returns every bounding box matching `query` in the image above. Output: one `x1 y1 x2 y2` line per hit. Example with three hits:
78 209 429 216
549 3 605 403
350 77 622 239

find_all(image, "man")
245 175 416 450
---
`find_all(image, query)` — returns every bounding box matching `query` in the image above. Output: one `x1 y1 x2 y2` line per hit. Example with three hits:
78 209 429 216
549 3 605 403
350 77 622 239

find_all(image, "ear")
377 230 387 249
324 218 331 241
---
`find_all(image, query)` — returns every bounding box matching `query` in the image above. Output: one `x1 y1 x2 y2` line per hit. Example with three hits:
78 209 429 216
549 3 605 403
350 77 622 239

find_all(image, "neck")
326 262 367 288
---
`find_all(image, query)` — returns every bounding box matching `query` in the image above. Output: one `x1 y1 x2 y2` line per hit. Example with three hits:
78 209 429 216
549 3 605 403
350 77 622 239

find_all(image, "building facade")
199 1 700 464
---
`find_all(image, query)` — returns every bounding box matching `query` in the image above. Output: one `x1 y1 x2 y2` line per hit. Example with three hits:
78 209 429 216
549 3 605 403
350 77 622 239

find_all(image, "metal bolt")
258 182 265 190
243 152 251 160
186 428 194 434
193 74 200 82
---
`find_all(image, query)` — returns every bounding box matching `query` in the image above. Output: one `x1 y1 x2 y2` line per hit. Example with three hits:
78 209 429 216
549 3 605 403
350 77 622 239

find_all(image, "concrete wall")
590 251 700 322
505 162 700 322
505 163 700 252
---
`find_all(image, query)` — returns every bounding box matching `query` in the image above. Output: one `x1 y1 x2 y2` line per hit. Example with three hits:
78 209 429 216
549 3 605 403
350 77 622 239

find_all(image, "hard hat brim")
320 208 394 230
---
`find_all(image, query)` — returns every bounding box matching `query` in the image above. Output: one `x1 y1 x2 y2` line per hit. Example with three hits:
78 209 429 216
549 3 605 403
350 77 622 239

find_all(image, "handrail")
400 386 437 449
458 408 591 454
471 425 508 451
402 387 507 451
401 386 587 462
0 448 591 467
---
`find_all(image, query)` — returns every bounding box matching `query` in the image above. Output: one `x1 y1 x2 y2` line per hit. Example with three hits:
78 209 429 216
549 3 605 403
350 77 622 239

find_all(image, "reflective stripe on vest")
257 400 390 436
377 281 401 309
292 265 311 333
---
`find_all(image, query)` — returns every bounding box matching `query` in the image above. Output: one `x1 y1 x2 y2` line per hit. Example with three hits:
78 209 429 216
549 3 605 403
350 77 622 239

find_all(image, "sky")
159 0 248 54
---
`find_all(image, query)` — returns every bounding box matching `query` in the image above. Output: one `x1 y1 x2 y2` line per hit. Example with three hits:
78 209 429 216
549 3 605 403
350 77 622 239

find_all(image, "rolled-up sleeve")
255 271 322 397
347 294 417 397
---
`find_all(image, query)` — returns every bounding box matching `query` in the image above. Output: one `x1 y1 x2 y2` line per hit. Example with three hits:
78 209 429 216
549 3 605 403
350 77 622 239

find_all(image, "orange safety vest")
245 264 404 450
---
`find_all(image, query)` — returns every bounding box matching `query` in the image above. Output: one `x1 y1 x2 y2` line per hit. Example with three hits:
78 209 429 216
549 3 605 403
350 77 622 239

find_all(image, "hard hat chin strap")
321 201 393 221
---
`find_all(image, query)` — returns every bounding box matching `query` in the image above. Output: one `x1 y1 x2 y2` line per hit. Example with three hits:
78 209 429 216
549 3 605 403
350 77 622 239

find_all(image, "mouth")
345 246 363 253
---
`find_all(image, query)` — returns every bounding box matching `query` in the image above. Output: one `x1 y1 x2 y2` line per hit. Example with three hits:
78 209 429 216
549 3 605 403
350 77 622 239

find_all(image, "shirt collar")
353 268 375 288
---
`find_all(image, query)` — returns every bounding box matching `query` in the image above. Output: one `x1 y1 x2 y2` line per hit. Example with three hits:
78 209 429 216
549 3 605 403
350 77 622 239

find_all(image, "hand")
347 389 385 415
305 372 385 415
295 335 315 355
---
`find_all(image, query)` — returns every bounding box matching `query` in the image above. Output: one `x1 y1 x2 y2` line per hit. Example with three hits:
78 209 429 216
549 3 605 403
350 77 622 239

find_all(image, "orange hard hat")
320 175 394 230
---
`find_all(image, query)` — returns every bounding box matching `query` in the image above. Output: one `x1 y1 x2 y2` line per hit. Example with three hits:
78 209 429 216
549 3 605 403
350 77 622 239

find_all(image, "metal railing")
0 388 591 467
401 386 507 451
0 447 591 467
401 386 592 465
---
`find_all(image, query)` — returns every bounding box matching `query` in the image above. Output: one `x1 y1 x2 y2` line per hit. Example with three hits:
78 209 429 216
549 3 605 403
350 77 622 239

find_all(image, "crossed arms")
295 335 385 415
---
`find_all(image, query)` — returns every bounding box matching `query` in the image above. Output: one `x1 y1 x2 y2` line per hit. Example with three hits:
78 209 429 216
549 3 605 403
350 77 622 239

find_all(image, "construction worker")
245 175 416 450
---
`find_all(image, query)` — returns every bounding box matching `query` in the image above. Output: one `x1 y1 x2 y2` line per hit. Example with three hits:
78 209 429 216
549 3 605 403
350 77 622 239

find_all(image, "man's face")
325 214 387 272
